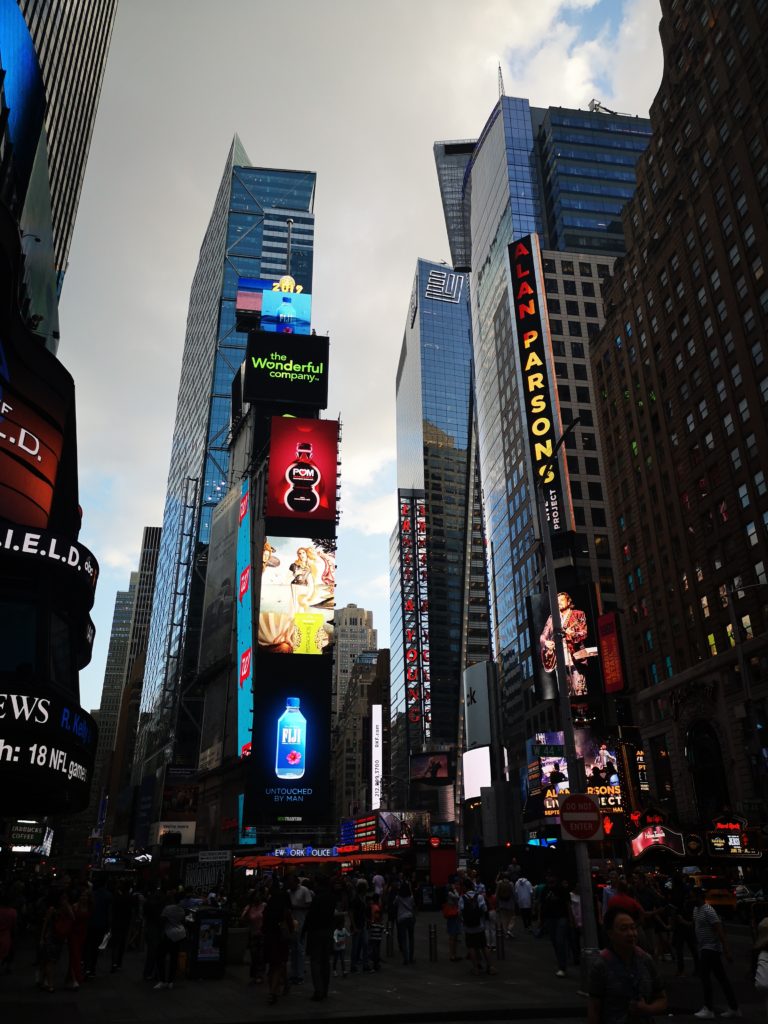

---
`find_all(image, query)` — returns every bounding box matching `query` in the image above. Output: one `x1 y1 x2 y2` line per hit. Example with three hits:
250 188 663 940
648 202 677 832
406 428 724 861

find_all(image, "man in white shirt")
692 889 741 1019
514 875 534 931
372 873 385 898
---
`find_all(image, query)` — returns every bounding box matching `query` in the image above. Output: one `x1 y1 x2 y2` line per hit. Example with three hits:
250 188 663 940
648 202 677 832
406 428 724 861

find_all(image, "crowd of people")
0 861 765 1019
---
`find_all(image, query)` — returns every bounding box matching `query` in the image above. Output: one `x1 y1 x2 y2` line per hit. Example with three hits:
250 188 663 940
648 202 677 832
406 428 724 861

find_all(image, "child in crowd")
332 913 350 977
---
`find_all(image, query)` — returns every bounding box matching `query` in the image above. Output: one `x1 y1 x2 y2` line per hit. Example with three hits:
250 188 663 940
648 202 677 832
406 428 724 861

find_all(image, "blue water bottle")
275 697 306 779
278 295 296 326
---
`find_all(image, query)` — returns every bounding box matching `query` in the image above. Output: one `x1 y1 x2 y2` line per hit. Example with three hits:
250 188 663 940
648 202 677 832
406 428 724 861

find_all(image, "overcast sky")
59 0 664 711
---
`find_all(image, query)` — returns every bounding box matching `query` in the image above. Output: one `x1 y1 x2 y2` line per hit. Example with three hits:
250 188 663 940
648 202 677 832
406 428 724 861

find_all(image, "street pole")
535 419 600 973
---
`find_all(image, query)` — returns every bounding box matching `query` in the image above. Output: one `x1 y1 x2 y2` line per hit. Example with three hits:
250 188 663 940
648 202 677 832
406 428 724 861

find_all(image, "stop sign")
558 793 603 841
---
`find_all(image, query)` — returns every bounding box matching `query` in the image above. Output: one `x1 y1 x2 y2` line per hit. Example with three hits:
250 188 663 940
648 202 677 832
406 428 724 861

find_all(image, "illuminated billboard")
235 277 276 321
0 333 78 531
529 729 623 819
597 612 625 693
371 704 382 811
506 234 573 536
397 491 431 742
411 752 449 781
244 332 329 409
462 747 492 801
527 580 601 702
198 486 238 674
235 480 254 758
261 290 312 334
266 417 338 522
244 673 331 827
258 535 335 655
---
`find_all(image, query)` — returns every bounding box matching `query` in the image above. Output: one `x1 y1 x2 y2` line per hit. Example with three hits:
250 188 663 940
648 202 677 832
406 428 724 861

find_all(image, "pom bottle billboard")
266 417 338 522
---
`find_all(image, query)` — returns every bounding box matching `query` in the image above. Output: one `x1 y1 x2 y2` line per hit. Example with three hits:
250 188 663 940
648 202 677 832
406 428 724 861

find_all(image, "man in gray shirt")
691 888 741 1019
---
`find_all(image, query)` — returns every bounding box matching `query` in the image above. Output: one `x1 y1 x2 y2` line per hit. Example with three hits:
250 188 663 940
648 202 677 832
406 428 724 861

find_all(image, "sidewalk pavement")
0 914 764 1024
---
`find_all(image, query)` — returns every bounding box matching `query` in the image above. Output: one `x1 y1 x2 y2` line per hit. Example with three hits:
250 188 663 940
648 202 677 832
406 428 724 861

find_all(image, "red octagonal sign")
559 793 603 841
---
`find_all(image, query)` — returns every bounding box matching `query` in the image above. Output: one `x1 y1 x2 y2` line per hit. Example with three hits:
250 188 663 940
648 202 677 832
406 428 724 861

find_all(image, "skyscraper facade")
592 0 768 827
391 258 491 818
17 0 118 283
333 603 377 716
434 98 650 837
136 139 316 796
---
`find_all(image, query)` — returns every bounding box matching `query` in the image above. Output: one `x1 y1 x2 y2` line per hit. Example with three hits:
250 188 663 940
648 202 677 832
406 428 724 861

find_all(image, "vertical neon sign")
236 479 253 758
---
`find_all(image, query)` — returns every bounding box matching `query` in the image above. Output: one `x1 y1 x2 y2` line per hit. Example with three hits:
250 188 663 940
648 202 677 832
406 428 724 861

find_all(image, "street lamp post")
535 419 600 974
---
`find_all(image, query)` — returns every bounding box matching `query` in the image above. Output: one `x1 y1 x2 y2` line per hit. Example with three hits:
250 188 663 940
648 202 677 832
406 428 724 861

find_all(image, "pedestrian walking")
240 888 266 984
263 879 294 1006
692 888 741 1019
368 895 384 971
587 906 667 1024
495 873 515 937
154 891 187 990
540 873 571 978
64 890 89 989
460 883 496 976
303 875 335 1002
0 887 18 976
332 913 349 976
443 880 462 961
395 880 416 965
83 877 112 977
110 881 132 972
349 879 370 971
754 917 768 1017
286 873 313 984
514 874 534 931
39 890 74 992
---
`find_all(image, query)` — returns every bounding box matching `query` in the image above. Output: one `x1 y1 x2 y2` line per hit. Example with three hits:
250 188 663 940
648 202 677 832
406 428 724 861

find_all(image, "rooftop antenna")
285 217 294 275
498 62 505 99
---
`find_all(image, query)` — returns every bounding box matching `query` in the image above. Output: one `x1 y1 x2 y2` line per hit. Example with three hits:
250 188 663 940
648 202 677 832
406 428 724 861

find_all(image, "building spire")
498 62 505 99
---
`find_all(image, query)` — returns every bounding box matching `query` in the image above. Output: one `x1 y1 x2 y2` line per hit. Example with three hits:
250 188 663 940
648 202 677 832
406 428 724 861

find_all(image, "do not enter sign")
558 793 603 841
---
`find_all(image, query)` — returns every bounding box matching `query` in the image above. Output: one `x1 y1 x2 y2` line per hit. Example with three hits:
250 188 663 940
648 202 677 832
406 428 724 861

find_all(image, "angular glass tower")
18 0 118 282
390 258 491 817
136 138 316 786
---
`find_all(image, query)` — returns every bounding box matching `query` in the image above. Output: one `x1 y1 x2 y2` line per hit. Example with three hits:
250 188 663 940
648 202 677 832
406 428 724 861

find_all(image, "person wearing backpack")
587 906 667 1024
460 883 496 976
395 880 416 965
496 873 516 938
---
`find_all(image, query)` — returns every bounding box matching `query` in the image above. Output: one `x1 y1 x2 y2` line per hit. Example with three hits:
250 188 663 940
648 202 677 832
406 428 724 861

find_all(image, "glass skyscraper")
435 97 651 833
17 0 118 282
390 258 491 817
135 138 316 791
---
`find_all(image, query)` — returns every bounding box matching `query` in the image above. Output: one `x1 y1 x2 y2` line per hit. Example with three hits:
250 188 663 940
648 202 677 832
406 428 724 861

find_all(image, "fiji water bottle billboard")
244 677 330 827
260 290 312 334
235 479 254 758
275 697 306 779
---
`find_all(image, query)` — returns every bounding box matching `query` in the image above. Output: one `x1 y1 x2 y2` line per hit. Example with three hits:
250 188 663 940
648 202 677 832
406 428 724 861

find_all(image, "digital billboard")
198 486 238 674
0 685 98 816
530 729 623 819
244 332 329 409
463 661 493 749
258 535 335 655
371 704 382 811
0 333 78 531
266 417 338 523
528 581 601 701
235 480 254 758
397 491 431 741
506 234 573 537
597 612 625 693
410 752 449 781
462 746 492 801
235 277 276 319
244 672 331 827
261 290 312 334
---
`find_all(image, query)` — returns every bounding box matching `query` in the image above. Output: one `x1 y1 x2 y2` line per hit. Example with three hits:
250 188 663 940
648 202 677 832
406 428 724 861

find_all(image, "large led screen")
258 536 335 655
410 752 450 781
244 332 329 409
266 417 338 523
198 486 238 674
244 677 331 827
260 290 312 334
531 728 623 819
528 581 601 701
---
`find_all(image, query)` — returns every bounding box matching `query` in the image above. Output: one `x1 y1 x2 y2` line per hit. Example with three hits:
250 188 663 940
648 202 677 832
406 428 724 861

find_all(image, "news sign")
266 417 338 523
506 234 572 536
244 333 329 409
0 685 98 816
0 334 78 531
258 535 335 655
